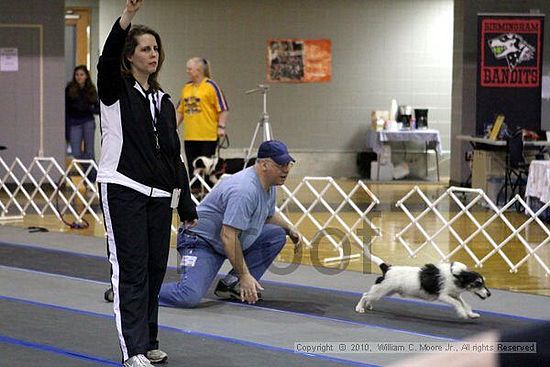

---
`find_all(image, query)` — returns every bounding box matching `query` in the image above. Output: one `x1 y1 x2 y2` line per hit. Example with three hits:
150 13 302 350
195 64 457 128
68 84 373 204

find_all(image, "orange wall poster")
267 39 332 83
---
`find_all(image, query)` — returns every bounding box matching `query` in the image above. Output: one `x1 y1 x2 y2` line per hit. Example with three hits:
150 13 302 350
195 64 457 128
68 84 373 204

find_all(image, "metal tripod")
244 84 273 168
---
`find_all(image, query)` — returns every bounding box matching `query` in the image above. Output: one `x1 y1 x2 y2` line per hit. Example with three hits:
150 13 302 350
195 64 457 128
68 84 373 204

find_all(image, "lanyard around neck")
146 89 161 154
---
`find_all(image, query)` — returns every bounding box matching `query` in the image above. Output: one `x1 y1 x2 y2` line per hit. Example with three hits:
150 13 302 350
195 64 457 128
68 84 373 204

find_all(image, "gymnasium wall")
0 0 65 168
98 0 454 177
3 1 549 179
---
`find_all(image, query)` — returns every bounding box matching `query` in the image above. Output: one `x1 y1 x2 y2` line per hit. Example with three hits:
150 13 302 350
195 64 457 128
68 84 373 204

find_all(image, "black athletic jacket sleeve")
97 18 127 106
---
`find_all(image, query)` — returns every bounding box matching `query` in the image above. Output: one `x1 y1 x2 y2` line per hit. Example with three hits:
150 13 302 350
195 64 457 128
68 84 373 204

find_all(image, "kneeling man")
159 140 301 307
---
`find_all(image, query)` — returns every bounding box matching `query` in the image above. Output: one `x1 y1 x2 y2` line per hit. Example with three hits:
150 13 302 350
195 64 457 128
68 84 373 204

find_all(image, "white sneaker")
146 349 168 364
124 354 154 367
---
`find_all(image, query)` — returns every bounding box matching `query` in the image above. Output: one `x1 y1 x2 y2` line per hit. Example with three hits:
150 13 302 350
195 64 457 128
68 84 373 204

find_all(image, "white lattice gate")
396 186 550 275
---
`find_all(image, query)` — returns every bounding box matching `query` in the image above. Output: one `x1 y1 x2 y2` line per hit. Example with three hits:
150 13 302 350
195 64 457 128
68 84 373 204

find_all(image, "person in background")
176 57 229 180
96 1 197 366
65 65 99 165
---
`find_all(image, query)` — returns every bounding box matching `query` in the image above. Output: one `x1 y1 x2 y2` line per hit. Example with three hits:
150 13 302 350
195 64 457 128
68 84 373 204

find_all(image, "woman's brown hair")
66 65 98 103
121 25 165 91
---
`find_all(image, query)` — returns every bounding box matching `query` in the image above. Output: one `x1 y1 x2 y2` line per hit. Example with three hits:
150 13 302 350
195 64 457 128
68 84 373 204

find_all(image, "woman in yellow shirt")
176 57 229 177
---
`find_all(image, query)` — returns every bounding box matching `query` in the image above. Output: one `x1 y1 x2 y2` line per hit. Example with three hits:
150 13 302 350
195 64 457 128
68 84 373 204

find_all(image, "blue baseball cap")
257 140 295 165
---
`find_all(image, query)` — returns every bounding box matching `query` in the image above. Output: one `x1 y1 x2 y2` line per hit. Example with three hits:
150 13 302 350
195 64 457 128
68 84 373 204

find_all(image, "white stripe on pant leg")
100 183 129 361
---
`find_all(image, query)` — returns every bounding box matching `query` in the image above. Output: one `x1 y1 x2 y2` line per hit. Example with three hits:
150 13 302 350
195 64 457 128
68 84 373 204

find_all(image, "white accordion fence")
0 157 100 223
189 173 382 263
1 156 548 275
276 177 380 263
396 186 550 276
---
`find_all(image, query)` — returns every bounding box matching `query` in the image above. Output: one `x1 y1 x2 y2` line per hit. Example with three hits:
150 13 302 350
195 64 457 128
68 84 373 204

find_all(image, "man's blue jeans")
159 224 286 308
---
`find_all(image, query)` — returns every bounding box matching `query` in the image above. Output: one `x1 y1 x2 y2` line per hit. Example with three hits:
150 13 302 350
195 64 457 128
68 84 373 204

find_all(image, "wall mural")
267 39 331 83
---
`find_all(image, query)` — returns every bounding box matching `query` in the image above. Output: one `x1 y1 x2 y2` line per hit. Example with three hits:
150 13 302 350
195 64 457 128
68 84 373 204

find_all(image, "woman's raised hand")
120 0 143 29
126 0 143 13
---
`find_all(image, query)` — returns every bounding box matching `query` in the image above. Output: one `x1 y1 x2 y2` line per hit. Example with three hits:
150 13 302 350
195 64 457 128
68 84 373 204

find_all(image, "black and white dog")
355 261 491 319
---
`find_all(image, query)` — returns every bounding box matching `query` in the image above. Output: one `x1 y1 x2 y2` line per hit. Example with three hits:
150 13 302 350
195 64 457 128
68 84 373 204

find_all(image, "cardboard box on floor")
471 150 506 193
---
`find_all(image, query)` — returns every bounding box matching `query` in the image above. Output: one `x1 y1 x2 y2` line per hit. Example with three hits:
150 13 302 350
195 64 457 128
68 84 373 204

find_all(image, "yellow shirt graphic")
177 78 228 141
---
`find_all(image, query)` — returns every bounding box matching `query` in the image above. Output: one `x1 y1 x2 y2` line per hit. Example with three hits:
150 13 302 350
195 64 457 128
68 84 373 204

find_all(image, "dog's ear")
452 271 471 288
450 261 468 276
193 156 217 175
193 157 207 169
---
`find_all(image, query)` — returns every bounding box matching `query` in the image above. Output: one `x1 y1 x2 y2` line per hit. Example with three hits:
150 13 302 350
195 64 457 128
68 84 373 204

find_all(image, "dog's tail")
362 248 385 268
362 248 388 283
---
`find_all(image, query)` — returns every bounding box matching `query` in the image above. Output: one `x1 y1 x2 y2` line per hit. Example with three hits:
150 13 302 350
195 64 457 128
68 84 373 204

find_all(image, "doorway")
64 7 93 160
65 7 91 83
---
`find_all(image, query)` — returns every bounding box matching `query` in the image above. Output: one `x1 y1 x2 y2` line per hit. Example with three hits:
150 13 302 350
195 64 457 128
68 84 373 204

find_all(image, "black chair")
497 129 529 206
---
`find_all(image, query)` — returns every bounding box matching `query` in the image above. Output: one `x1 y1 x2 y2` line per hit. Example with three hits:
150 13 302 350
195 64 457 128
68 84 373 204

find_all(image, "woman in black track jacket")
96 1 197 366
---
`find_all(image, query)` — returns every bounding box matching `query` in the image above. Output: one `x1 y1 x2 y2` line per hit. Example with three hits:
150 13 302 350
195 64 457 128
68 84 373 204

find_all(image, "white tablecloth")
366 129 442 154
526 160 550 203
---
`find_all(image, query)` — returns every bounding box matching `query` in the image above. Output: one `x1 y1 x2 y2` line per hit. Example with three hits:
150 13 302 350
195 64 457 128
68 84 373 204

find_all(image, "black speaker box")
356 152 377 178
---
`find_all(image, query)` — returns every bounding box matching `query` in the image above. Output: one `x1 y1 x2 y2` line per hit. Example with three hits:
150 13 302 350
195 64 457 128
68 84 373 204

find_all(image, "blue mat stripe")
0 295 379 367
0 264 109 286
0 241 548 322
0 265 455 341
216 297 457 341
3 241 547 323
0 334 119 366
259 279 550 323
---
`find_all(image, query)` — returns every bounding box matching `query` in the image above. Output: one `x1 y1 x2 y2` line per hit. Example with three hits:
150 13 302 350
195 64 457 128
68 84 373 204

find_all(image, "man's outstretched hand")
239 273 264 304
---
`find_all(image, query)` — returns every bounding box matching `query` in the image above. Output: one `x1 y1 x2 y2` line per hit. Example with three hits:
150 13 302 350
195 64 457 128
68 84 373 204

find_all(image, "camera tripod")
244 84 273 168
